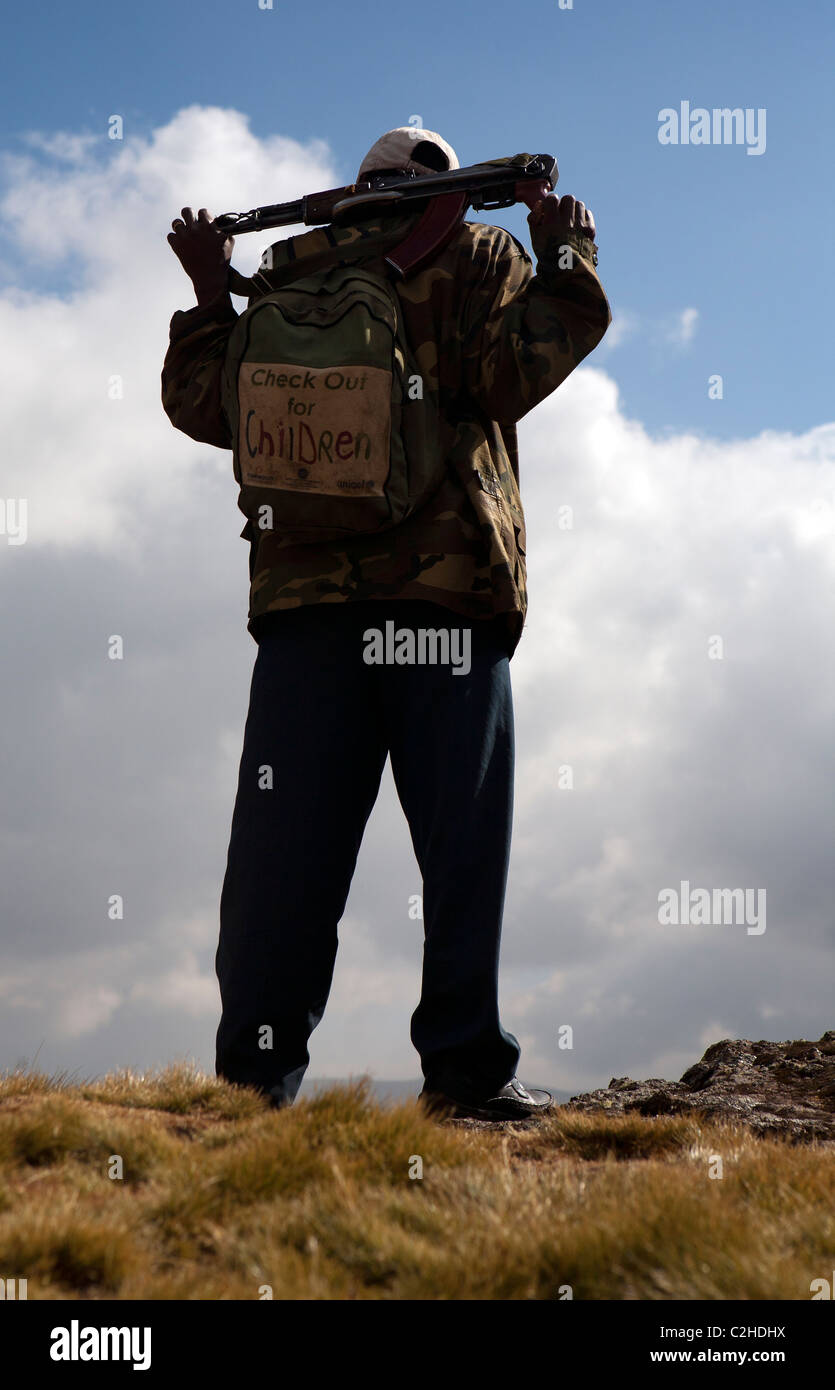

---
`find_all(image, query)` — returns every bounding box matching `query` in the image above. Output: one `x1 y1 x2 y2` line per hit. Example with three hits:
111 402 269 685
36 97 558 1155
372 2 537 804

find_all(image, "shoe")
419 1075 553 1121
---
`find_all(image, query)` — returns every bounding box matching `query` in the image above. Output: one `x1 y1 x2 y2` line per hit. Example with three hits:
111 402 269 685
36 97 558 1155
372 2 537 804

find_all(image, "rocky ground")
565 1031 835 1142
447 1032 835 1139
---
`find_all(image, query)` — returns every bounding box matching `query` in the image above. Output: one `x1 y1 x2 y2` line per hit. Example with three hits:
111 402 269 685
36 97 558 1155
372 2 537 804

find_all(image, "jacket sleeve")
460 224 612 424
161 298 239 448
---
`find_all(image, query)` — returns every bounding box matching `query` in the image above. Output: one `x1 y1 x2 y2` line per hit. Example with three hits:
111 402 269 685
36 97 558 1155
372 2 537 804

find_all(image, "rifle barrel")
212 154 557 237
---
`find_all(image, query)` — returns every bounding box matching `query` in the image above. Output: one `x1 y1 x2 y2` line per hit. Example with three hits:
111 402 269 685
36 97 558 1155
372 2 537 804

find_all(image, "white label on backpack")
237 361 392 496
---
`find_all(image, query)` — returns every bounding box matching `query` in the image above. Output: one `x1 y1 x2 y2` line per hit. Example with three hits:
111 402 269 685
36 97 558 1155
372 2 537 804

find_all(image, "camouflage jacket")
161 208 611 656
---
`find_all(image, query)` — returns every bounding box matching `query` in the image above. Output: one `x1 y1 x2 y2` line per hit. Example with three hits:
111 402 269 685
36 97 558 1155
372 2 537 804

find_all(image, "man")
163 128 611 1121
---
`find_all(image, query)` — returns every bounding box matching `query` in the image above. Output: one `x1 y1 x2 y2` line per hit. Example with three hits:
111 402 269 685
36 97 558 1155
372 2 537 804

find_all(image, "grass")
0 1062 832 1300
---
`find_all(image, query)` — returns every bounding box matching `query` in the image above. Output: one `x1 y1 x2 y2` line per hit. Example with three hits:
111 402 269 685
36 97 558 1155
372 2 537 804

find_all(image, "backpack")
220 254 448 546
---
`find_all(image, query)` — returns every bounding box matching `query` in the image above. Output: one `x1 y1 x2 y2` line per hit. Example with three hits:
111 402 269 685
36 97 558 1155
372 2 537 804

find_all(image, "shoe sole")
420 1094 552 1122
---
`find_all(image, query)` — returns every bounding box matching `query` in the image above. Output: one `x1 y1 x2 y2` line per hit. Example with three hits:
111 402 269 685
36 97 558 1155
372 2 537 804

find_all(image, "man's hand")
527 193 596 242
167 207 234 307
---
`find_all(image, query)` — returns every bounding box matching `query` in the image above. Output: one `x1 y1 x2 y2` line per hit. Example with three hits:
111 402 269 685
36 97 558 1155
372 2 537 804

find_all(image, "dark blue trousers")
215 598 521 1106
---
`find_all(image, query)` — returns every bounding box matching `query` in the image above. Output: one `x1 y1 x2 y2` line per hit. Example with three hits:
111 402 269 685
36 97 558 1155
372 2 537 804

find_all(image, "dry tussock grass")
0 1062 832 1300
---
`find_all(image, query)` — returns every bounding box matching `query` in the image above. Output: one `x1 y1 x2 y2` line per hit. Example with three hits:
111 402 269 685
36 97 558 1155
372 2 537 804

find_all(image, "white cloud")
0 106 337 556
129 958 218 1018
56 987 123 1040
21 130 101 163
666 304 699 345
595 307 638 354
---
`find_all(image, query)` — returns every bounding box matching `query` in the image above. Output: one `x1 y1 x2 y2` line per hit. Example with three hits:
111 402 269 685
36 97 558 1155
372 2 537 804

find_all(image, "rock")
566 1032 835 1142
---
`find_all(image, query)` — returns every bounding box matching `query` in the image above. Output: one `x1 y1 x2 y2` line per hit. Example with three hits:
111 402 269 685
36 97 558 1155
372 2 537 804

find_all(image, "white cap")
357 127 460 180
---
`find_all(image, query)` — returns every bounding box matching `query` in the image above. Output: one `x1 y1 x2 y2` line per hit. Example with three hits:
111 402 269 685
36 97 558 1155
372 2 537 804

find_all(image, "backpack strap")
227 200 464 304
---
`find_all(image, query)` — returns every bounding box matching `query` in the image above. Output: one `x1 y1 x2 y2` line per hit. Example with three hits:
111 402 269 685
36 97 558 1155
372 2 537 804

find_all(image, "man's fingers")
528 194 557 227
529 192 597 242
575 201 596 237
170 206 224 242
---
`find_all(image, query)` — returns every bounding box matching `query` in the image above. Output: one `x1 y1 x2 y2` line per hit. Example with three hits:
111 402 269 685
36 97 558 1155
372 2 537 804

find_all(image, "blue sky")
2 0 833 439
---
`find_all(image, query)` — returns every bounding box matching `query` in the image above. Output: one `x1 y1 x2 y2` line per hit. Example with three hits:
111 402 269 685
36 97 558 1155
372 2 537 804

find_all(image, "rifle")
214 153 558 283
